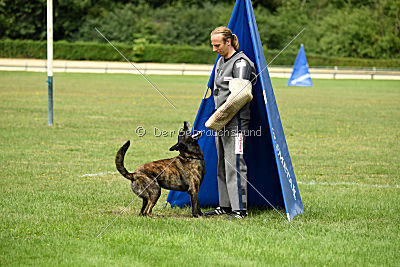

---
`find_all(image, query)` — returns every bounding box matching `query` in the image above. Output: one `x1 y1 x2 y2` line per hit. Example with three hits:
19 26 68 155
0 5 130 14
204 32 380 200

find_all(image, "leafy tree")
154 2 231 46
0 0 46 40
316 3 399 58
0 0 398 59
72 3 154 43
73 1 231 46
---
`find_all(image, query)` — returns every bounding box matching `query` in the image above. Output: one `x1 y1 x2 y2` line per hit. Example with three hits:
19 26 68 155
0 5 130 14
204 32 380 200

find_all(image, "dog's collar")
179 154 203 161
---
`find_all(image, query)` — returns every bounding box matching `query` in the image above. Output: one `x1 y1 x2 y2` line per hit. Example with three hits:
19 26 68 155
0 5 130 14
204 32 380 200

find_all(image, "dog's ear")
169 142 179 151
169 142 187 151
183 121 190 131
191 131 202 141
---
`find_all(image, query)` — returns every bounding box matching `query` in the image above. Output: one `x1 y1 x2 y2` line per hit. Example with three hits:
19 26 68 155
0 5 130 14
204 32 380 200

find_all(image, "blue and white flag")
288 44 313 86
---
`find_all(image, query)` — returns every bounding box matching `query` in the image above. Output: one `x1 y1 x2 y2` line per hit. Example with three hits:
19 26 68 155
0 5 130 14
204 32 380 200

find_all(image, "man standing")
204 26 256 219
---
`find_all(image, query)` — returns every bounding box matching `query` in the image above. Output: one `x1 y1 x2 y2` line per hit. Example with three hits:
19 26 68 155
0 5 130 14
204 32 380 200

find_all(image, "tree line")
1 0 399 59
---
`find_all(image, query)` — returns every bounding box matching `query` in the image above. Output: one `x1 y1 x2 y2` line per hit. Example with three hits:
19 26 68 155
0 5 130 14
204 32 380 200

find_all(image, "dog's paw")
192 212 203 218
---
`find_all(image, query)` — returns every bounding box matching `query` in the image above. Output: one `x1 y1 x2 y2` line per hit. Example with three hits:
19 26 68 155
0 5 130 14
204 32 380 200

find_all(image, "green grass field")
1 71 399 266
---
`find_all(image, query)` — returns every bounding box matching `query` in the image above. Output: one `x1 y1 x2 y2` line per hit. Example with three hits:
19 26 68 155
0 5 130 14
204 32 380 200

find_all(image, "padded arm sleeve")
205 78 253 131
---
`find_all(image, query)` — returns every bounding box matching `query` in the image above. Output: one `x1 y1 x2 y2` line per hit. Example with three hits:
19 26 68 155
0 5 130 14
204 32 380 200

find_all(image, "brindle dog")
115 121 205 217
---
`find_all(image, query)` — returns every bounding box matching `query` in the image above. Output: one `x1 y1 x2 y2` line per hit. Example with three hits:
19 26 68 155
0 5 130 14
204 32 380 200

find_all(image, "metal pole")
47 0 54 126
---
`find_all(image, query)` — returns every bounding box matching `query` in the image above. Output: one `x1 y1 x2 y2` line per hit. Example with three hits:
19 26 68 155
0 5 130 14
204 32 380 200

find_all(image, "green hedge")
304 54 400 68
1 39 399 68
0 39 215 63
0 40 132 61
141 44 217 64
265 49 400 68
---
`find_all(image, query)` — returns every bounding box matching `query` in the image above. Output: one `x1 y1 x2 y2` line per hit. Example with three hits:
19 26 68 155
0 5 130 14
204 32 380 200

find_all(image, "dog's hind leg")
143 187 161 216
140 198 148 216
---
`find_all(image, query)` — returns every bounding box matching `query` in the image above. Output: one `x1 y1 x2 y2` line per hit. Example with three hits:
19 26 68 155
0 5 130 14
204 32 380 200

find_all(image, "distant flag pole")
47 0 54 126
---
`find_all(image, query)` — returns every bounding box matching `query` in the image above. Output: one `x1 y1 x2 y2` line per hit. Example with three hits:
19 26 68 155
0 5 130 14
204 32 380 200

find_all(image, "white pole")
47 0 54 126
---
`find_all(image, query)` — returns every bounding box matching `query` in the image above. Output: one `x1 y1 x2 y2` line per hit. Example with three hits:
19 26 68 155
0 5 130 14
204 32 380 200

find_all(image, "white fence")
1 58 399 80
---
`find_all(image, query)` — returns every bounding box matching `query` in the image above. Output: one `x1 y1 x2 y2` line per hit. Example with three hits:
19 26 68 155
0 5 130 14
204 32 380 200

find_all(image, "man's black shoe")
204 206 231 217
225 210 248 220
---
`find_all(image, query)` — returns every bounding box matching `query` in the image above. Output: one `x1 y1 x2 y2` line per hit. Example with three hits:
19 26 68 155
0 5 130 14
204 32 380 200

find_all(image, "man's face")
211 34 230 57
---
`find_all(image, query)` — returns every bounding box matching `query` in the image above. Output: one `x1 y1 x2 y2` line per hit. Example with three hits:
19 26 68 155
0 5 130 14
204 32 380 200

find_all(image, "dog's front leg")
188 189 202 217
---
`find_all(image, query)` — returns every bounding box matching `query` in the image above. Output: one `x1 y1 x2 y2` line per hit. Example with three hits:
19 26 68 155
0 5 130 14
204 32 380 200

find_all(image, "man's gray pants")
215 116 249 211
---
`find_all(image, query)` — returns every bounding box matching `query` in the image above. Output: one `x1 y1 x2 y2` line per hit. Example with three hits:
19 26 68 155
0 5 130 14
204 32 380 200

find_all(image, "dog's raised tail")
115 140 133 181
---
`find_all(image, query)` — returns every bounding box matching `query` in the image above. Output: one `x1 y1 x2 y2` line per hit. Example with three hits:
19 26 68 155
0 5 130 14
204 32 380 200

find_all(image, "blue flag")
167 0 304 221
287 44 313 86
